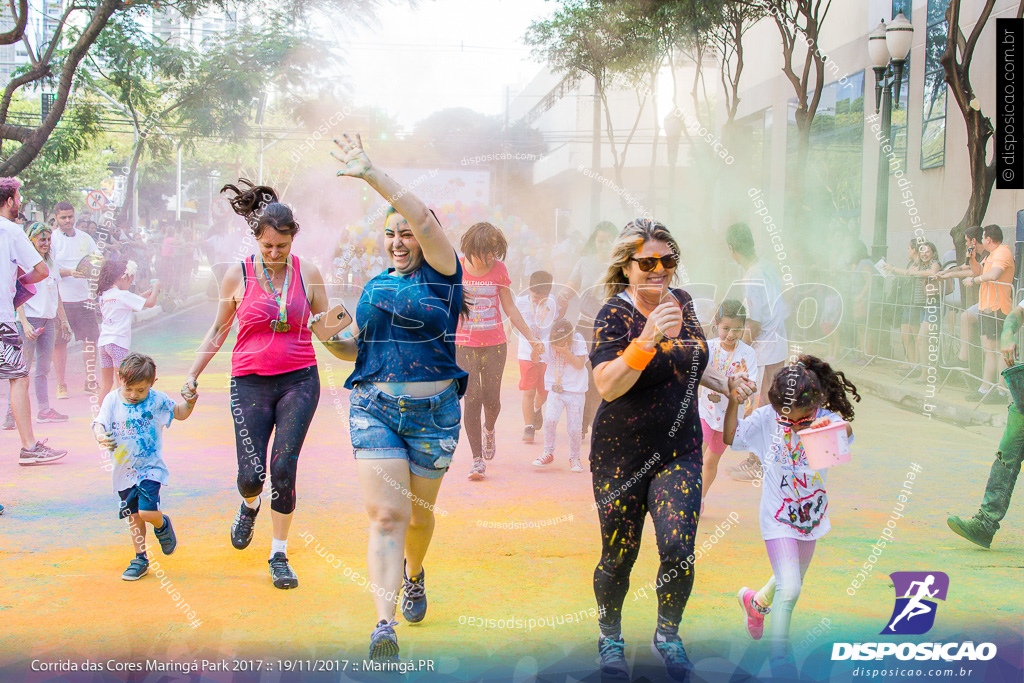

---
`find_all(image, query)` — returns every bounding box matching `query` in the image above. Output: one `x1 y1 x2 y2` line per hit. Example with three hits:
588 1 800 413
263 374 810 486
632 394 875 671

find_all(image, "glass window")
785 71 866 228
921 0 947 168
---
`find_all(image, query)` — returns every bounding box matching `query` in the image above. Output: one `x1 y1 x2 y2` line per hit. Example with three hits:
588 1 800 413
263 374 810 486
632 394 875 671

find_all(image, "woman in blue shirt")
329 133 466 662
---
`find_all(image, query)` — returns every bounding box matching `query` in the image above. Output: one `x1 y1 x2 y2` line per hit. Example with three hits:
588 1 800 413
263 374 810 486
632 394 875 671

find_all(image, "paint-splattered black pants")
230 366 320 514
592 459 702 629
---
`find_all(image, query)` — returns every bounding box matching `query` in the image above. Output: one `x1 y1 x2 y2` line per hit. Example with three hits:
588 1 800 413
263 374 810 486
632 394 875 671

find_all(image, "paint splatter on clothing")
94 388 175 493
589 288 709 478
345 256 468 396
592 460 701 629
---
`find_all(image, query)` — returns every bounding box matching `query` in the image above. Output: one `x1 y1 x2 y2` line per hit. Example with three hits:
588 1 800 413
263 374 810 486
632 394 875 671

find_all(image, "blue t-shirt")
345 256 468 395
93 388 176 493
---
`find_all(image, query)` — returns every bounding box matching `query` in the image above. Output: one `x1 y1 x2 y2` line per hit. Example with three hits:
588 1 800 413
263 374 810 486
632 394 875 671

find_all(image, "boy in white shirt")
532 319 588 472
516 270 556 443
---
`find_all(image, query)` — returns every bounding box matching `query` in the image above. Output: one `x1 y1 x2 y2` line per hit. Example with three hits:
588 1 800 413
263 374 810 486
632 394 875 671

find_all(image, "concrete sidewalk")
836 357 1008 428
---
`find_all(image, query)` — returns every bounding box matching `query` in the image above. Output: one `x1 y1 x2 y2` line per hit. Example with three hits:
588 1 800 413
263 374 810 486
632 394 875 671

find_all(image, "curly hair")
460 222 508 263
221 178 299 239
768 354 861 421
597 218 681 302
97 259 128 296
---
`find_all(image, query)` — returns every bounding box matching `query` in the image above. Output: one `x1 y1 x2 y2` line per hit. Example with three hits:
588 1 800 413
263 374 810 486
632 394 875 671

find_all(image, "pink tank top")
232 254 317 376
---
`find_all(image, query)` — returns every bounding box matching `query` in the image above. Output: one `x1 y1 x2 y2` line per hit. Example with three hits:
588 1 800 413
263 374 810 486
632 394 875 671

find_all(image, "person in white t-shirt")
726 222 790 482
5 222 70 426
723 355 859 666
0 178 67 473
50 201 100 397
96 259 161 398
515 270 557 443
531 319 588 472
698 300 758 507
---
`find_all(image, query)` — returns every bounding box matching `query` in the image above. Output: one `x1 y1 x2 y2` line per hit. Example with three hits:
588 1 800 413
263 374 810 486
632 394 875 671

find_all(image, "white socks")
271 538 287 559
244 496 260 510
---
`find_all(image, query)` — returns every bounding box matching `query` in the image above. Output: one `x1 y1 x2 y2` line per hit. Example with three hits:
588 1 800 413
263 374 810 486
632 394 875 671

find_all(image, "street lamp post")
663 111 684 227
868 12 913 261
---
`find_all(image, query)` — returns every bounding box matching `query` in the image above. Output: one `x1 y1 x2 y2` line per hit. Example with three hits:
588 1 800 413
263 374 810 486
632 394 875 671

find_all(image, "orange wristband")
622 340 656 371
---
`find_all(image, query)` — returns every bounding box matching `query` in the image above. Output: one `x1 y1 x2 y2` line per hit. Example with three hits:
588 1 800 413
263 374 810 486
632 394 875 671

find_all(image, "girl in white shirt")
96 260 160 397
723 355 859 666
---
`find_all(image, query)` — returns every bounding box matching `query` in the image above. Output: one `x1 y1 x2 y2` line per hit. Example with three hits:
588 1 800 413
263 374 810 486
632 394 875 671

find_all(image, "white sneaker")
569 457 584 472
532 452 554 467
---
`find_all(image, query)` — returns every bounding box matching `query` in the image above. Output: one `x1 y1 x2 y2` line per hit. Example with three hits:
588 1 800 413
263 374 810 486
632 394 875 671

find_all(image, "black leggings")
230 366 320 514
592 460 702 630
457 343 507 460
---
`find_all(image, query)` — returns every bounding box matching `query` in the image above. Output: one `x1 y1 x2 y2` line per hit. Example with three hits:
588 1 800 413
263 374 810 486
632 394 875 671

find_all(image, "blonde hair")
598 218 681 302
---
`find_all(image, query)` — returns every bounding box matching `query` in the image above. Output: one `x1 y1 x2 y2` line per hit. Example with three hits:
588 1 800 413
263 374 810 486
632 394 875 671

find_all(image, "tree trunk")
950 108 996 261
0 0 120 175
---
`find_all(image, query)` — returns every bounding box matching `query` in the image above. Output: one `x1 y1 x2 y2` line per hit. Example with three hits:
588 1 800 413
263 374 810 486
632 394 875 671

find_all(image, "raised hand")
332 133 373 179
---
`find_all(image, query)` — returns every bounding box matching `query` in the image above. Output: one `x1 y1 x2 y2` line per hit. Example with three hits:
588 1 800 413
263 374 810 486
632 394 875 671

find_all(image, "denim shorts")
117 479 161 519
349 382 461 479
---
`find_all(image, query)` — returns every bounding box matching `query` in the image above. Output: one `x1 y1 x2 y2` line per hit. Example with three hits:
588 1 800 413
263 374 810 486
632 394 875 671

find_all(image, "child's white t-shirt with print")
732 405 853 541
94 388 176 494
541 333 589 393
698 338 758 431
98 288 147 349
515 292 557 361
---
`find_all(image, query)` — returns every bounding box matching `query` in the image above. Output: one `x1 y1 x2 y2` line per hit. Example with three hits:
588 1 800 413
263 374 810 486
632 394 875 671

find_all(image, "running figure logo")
881 571 949 635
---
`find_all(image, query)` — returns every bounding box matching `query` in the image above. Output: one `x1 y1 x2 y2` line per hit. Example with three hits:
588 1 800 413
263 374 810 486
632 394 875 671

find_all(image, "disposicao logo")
882 571 948 635
832 571 997 662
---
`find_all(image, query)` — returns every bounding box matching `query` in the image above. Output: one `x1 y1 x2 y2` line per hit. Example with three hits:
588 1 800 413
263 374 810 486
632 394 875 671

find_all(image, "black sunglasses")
630 255 678 272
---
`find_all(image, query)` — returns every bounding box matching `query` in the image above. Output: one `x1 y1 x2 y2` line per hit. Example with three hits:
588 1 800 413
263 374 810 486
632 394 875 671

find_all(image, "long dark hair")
221 179 299 239
583 221 618 255
768 354 861 421
97 259 128 296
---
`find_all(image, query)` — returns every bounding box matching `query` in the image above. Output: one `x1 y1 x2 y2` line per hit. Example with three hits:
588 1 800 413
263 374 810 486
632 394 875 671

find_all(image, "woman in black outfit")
588 219 755 683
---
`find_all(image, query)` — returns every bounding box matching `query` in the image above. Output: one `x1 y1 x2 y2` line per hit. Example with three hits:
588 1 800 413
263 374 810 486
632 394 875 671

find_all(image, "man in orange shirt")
963 225 1014 403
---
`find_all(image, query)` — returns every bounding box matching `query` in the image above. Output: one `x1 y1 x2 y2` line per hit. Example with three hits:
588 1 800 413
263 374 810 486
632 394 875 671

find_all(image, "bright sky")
337 0 554 130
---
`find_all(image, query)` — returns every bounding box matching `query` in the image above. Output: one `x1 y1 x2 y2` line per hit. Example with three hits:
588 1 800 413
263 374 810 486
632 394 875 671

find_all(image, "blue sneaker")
651 631 693 683
401 561 427 623
0 502 5 515
122 557 149 581
598 635 629 679
154 515 177 555
369 618 399 661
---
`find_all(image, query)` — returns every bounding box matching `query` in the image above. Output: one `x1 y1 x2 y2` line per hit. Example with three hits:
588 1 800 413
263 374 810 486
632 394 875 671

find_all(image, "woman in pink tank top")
184 179 335 590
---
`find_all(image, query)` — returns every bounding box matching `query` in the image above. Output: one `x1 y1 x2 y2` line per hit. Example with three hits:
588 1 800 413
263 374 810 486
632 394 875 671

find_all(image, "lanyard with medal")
262 257 292 333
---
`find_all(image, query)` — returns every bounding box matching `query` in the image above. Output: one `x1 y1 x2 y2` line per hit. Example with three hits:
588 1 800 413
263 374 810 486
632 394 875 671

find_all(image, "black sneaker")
651 631 693 683
154 514 177 555
401 561 427 623
268 552 298 589
369 618 399 661
231 502 259 549
598 635 629 680
122 557 150 581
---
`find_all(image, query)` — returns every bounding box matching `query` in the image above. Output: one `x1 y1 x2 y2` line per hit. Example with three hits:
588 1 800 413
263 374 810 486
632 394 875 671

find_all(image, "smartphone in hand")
311 304 353 341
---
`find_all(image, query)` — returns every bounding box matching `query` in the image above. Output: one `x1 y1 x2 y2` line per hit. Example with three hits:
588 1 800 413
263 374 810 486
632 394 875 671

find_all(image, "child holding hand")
532 319 588 472
93 353 197 581
722 355 859 667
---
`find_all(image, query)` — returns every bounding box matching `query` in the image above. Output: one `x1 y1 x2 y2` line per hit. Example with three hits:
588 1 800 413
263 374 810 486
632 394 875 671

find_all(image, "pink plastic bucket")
797 420 851 469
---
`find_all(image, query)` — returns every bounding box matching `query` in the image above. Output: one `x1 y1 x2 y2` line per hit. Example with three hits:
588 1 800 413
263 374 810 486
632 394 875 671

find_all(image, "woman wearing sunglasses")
588 218 756 682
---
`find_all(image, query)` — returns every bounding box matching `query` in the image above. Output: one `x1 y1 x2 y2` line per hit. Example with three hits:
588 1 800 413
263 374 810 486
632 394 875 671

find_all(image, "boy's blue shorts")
117 480 161 520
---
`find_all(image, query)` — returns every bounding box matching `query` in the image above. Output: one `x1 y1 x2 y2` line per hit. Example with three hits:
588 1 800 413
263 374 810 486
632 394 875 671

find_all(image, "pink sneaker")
737 587 768 640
